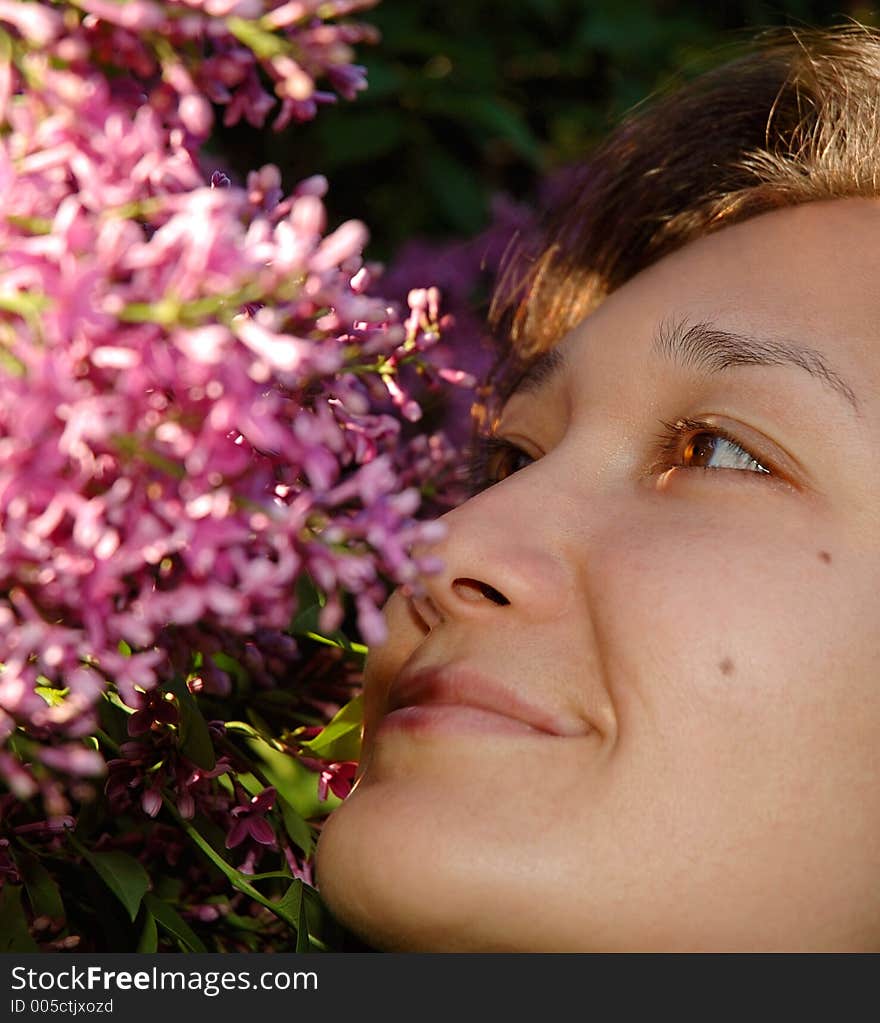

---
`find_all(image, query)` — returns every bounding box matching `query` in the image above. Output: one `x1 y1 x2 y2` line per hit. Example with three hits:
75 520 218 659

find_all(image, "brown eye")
682 433 718 468
680 431 769 473
467 436 536 493
650 418 774 480
488 443 533 483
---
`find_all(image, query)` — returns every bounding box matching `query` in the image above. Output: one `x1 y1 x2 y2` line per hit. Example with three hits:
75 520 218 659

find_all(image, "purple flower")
226 787 277 848
0 838 20 881
0 3 473 945
141 780 163 818
0 752 38 800
0 1 63 46
317 760 357 801
13 815 75 836
38 744 107 777
127 689 179 737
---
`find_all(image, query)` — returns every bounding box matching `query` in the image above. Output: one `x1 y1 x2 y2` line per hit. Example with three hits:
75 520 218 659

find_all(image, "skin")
316 198 880 951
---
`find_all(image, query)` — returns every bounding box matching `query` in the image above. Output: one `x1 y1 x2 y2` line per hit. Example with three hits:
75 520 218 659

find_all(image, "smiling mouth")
378 662 590 739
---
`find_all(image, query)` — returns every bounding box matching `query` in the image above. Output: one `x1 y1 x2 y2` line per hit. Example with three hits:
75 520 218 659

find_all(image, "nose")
411 480 580 626
357 467 587 762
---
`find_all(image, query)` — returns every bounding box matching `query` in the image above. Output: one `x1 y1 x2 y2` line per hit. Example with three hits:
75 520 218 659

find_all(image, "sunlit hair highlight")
490 20 880 364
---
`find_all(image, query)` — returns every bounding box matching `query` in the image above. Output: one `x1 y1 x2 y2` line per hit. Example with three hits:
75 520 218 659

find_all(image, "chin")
316 795 456 951
315 790 527 952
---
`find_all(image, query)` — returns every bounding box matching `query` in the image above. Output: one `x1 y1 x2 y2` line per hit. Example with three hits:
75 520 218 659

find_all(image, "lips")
382 662 589 738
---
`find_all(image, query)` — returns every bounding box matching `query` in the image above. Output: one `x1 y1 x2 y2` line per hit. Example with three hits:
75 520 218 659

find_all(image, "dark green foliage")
212 0 871 260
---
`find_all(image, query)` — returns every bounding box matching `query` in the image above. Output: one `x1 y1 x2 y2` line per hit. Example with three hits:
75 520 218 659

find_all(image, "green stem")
162 795 328 949
216 734 277 788
94 729 121 756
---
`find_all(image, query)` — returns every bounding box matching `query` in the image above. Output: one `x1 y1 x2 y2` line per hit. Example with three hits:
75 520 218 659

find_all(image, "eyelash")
466 416 772 495
465 435 533 495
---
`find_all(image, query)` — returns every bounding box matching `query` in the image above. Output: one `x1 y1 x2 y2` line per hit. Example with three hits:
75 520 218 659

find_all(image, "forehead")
557 198 880 400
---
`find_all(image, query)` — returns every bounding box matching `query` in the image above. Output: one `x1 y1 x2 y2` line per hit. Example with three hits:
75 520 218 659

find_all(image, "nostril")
409 594 444 631
451 578 511 606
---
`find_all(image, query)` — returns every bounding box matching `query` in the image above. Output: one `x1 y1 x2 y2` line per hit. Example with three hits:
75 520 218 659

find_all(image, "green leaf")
241 708 278 743
295 571 324 608
298 694 363 762
80 848 150 922
236 771 267 800
296 883 310 953
470 97 542 162
280 881 330 951
18 854 64 920
278 880 310 952
185 813 232 877
279 798 314 858
137 909 158 953
152 875 184 902
34 683 68 707
291 601 322 636
291 576 367 660
245 735 335 823
420 148 487 235
315 109 404 170
422 94 541 163
224 912 267 932
167 675 216 771
98 692 130 746
211 651 248 688
144 893 206 953
291 574 324 636
0 885 39 952
225 719 261 738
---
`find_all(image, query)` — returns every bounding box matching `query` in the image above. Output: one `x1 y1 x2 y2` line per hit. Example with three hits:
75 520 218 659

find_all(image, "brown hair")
491 20 880 366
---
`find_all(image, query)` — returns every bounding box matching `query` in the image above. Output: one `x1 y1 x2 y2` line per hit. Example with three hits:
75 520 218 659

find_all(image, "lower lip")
376 703 550 738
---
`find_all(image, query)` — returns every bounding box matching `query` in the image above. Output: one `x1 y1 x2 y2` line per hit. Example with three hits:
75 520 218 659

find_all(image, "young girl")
315 21 880 951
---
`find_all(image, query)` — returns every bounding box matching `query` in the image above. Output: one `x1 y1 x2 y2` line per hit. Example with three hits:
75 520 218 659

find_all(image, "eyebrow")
502 346 569 402
503 316 861 415
652 317 861 415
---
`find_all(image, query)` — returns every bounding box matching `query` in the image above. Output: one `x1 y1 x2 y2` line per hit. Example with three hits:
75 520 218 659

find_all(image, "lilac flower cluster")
1 0 378 138
379 194 534 457
0 1 476 951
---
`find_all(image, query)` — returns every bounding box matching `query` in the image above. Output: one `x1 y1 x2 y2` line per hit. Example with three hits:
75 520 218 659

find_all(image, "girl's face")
316 199 880 951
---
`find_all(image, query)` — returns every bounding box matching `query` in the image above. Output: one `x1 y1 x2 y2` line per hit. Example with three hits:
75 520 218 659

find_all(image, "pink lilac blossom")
225 785 276 848
0 2 486 952
0 2 474 827
105 730 234 822
316 759 356 801
378 193 536 447
1 0 381 139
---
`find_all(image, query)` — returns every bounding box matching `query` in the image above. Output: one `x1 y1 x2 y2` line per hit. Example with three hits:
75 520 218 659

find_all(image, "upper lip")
386 662 590 737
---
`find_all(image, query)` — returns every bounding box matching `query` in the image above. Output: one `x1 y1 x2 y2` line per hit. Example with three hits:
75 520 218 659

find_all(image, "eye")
650 417 772 477
466 435 535 494
466 416 778 497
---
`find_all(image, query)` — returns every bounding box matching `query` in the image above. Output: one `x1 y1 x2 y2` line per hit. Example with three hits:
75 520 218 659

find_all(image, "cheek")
594 509 880 764
582 508 880 930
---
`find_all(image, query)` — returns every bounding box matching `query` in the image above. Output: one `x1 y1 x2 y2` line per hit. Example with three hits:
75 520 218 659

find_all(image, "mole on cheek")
818 550 832 564
719 657 735 676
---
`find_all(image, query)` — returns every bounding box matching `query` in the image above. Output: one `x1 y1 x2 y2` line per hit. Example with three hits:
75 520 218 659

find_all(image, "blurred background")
215 0 879 261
